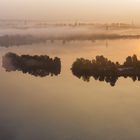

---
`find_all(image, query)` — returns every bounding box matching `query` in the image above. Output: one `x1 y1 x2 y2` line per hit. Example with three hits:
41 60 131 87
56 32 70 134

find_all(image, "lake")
0 39 140 140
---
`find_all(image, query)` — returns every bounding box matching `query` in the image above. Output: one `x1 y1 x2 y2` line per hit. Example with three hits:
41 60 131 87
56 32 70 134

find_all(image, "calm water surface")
0 40 140 140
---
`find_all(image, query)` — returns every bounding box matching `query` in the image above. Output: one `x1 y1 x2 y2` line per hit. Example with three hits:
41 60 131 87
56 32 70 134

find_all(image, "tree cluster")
2 52 61 77
71 55 140 86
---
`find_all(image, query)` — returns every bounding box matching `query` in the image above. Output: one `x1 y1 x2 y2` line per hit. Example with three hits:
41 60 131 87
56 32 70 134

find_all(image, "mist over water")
1 0 140 139
1 21 140 48
1 9 140 139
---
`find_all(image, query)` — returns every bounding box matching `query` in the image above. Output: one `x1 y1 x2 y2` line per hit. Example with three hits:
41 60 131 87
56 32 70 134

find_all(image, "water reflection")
0 124 15 140
71 55 140 86
2 52 61 77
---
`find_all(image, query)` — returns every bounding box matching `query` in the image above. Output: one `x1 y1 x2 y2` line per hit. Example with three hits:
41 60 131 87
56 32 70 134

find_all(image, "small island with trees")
71 55 140 86
2 52 61 77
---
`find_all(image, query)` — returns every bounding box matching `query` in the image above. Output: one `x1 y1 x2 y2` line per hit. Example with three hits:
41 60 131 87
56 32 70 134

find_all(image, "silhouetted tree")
2 52 61 77
71 55 140 86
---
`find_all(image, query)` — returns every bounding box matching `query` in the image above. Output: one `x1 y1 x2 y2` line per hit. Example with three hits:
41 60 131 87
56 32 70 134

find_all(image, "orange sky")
0 0 140 24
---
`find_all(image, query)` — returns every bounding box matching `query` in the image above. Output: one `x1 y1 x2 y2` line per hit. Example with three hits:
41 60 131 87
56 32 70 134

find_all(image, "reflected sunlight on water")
0 39 140 140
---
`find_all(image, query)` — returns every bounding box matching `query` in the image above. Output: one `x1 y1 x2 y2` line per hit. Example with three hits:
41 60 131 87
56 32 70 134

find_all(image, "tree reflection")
71 55 140 86
2 52 61 77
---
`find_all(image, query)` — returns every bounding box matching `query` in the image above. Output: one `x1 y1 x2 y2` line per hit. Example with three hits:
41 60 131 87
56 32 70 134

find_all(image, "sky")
0 0 140 23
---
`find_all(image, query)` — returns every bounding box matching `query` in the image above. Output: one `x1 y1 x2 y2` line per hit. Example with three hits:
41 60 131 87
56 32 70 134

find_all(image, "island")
71 55 140 86
2 52 61 77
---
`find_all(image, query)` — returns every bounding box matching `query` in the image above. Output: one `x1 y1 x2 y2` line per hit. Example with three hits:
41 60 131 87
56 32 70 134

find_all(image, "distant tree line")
2 52 61 77
1 34 140 47
0 35 47 47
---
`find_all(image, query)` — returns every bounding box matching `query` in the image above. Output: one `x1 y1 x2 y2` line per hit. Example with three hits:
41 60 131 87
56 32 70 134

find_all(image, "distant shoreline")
0 34 140 47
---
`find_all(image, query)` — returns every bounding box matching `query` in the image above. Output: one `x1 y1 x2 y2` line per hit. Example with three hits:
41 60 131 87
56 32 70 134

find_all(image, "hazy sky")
0 0 140 23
